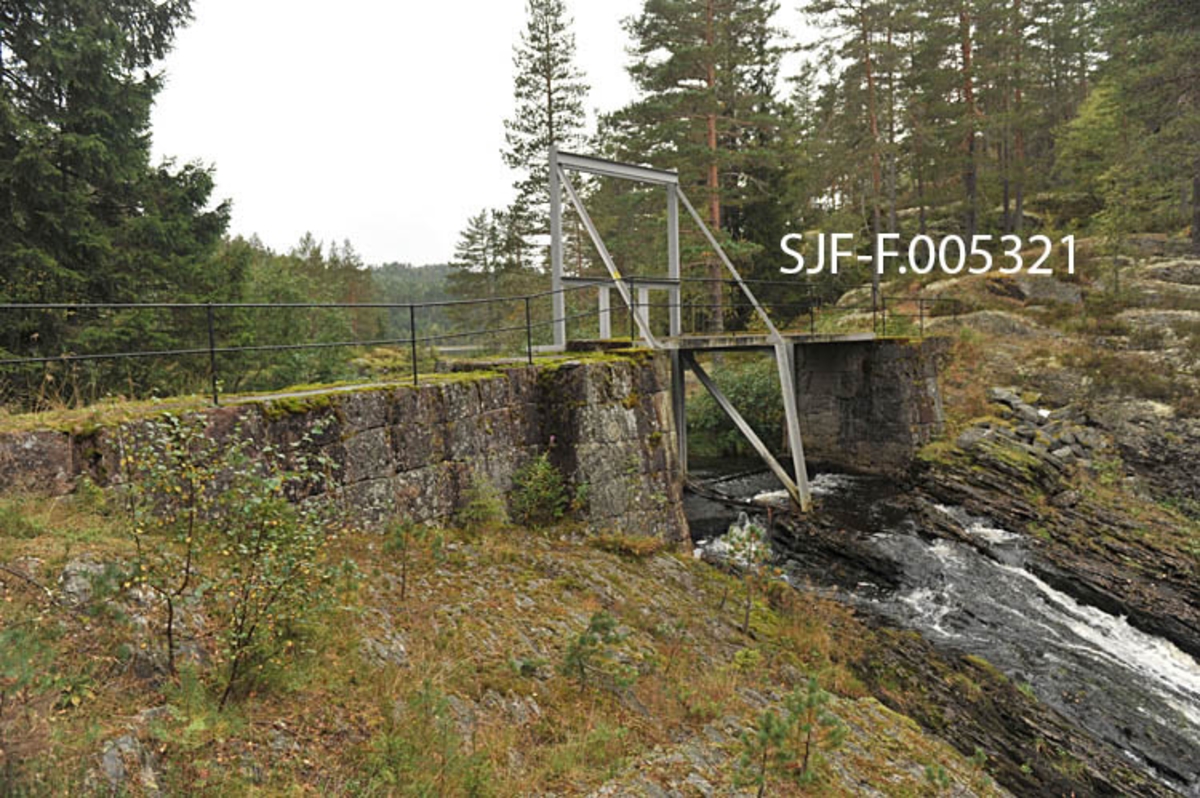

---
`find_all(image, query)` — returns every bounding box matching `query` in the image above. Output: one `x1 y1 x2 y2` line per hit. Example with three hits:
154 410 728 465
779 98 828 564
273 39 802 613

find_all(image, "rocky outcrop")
0 355 688 542
1088 399 1200 514
913 394 1200 663
772 507 1172 797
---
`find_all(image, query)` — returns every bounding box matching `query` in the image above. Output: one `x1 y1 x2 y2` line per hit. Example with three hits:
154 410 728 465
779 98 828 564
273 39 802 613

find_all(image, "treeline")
1 226 459 405
2 0 1196 405
460 0 1198 331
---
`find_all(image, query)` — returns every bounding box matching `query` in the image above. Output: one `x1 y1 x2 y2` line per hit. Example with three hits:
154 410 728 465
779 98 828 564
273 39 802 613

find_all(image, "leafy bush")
118 412 341 707
687 357 783 458
509 451 570 527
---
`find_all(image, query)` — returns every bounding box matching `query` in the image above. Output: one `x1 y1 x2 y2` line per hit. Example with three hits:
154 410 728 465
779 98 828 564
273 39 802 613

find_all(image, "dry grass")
0 494 1006 795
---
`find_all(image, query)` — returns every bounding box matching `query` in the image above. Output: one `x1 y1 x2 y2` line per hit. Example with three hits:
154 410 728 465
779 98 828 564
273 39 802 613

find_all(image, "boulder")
1014 275 1083 306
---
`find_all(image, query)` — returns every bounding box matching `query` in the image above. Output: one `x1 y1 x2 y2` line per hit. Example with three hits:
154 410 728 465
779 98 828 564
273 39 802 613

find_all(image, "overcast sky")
149 0 650 266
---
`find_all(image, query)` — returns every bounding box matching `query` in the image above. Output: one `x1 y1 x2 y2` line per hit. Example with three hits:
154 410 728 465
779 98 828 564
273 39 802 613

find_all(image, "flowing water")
685 463 1200 795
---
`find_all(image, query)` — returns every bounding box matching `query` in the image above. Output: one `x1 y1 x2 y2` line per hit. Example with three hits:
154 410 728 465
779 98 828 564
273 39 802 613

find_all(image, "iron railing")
0 278 964 409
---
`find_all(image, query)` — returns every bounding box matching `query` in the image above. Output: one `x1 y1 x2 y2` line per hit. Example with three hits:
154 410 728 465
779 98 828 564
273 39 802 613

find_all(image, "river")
686 463 1200 796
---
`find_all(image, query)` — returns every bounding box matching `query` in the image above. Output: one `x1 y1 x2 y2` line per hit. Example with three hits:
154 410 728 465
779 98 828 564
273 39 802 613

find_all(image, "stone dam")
0 341 947 534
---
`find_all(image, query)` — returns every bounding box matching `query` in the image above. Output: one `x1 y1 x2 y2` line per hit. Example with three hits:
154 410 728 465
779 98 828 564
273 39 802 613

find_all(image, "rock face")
795 339 948 475
0 430 75 494
0 355 688 542
916 395 1200 663
1088 399 1200 513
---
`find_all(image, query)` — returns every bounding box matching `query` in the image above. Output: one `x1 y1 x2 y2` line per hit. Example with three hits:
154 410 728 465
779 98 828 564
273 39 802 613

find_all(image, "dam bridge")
547 149 951 512
0 151 955 515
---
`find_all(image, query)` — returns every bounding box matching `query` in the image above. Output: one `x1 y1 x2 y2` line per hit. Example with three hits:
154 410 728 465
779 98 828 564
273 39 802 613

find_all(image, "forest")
1 0 1197 406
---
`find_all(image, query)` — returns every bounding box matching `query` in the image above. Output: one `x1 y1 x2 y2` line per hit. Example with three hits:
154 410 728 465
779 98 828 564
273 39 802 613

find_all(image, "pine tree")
0 0 229 307
502 0 589 247
610 0 787 331
1103 0 1200 252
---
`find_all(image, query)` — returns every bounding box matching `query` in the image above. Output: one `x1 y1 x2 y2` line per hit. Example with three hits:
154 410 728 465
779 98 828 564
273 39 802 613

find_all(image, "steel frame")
547 147 811 511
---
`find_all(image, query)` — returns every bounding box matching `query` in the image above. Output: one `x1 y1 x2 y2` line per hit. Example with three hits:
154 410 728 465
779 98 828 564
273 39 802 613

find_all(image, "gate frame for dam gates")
547 147 813 512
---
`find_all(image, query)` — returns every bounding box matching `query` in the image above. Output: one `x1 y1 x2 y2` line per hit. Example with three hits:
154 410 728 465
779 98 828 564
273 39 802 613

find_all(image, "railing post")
205 303 219 406
919 299 925 337
809 304 815 334
628 280 636 342
409 304 418 387
525 296 533 365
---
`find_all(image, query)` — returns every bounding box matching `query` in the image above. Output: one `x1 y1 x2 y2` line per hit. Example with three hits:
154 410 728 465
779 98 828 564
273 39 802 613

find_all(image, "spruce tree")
0 0 231 403
502 0 589 246
1103 0 1200 252
0 0 230 307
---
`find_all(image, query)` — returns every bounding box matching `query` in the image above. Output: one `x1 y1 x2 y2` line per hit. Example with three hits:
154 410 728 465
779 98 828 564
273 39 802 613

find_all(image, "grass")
0 493 1005 796
0 349 656 435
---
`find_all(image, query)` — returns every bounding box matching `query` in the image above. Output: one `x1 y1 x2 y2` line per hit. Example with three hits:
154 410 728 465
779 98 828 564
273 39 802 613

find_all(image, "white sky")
150 0 647 266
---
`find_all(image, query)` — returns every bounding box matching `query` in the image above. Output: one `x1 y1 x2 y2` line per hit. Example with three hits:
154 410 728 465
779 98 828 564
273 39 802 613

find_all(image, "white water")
875 516 1200 792
1001 562 1200 732
752 472 868 507
934 503 1022 545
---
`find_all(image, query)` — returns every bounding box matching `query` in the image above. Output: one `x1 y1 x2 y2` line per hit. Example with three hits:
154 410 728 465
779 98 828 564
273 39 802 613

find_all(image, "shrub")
687 357 783 458
559 610 635 692
384 518 440 602
456 474 507 532
509 451 570 527
0 502 42 540
118 412 341 707
0 628 56 790
119 412 230 676
736 676 847 794
363 679 493 796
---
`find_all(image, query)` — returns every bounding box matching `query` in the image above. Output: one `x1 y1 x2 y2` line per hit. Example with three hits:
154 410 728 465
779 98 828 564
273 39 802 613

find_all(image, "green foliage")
502 0 589 236
385 518 438 602
736 676 847 793
120 412 229 676
925 762 953 790
0 502 43 540
0 0 231 405
718 514 772 634
363 679 494 796
0 628 57 790
509 451 571 528
118 412 340 707
559 610 635 691
688 358 783 458
605 0 787 301
786 675 848 782
456 475 508 532
736 707 793 796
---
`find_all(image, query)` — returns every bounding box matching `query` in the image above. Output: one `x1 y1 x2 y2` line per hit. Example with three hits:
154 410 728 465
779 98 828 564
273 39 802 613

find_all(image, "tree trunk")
863 8 883 301
706 0 724 333
887 25 897 235
1002 142 1011 233
1013 0 1025 234
960 5 978 241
